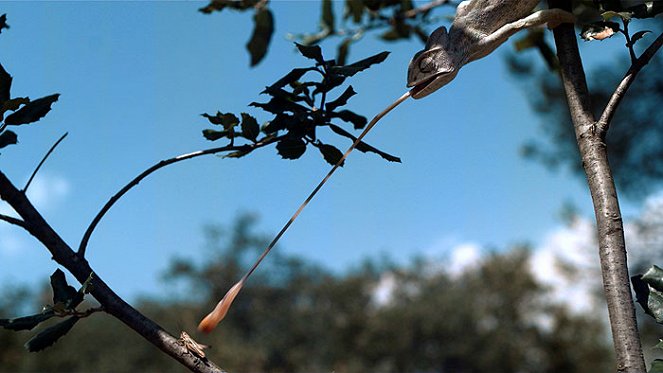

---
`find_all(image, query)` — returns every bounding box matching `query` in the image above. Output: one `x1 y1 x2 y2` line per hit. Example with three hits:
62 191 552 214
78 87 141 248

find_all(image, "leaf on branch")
247 7 274 67
0 63 11 105
313 74 347 95
0 14 9 34
276 137 307 160
331 109 367 129
4 94 60 126
650 359 663 373
295 43 325 64
0 311 55 331
201 111 239 129
224 148 253 159
325 85 356 111
317 143 344 166
631 30 652 46
267 68 312 91
0 130 17 149
329 123 400 162
330 51 390 76
50 269 79 309
202 128 230 141
250 96 309 115
632 265 663 323
25 316 79 352
240 112 260 141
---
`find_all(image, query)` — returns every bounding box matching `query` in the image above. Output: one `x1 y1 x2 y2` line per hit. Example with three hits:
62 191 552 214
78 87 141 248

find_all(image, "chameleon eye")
419 55 436 73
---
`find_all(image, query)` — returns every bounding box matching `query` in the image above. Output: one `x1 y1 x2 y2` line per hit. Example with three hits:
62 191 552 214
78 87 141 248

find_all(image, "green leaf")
321 0 335 32
295 43 325 64
325 85 356 111
202 129 230 141
632 266 663 323
0 63 11 105
201 111 239 129
4 94 59 126
247 7 274 67
276 137 307 160
330 51 389 76
50 269 78 308
0 130 17 149
25 316 79 352
655 339 663 350
318 143 344 166
0 311 55 331
240 112 259 141
650 359 663 373
331 109 367 129
631 30 652 45
328 123 400 162
0 14 9 34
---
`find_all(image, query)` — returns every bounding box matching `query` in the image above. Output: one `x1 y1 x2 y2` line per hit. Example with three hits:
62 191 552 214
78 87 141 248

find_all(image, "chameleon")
198 0 575 333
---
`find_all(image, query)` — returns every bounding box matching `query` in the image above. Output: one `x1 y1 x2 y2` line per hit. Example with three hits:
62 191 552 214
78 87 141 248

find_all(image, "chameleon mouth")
408 75 439 99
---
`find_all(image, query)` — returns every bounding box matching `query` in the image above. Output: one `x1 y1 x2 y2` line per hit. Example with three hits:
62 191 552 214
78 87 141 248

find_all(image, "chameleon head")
407 26 459 99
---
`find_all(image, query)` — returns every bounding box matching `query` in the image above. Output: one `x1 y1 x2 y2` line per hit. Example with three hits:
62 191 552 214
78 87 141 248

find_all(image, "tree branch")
78 136 282 257
24 132 68 192
597 31 663 136
0 213 27 229
0 170 225 373
548 2 646 372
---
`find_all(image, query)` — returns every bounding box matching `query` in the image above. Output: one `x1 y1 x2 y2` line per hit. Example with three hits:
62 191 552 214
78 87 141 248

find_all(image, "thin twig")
23 132 68 192
77 136 282 257
620 19 638 64
402 0 451 19
0 213 27 229
597 31 663 136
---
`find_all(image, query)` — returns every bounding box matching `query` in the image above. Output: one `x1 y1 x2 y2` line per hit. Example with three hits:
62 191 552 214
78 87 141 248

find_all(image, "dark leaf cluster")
0 20 60 154
199 0 451 67
0 270 94 352
200 43 400 165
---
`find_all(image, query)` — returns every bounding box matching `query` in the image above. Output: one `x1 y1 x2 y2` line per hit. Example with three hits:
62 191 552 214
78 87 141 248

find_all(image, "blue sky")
0 1 641 301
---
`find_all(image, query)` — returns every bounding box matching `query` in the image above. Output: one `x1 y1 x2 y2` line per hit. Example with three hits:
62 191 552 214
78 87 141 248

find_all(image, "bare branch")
24 132 68 192
0 170 225 373
0 213 26 229
597 31 663 136
78 136 282 257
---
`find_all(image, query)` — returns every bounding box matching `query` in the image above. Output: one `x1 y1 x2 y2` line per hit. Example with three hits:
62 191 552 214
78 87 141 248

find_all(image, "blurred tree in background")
1 215 612 372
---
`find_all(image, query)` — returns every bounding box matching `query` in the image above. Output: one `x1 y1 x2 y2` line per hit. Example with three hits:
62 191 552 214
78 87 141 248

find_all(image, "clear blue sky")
0 1 636 301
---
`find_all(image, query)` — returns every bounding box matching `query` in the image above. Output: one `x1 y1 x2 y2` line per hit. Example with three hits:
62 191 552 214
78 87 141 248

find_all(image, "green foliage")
633 265 663 324
200 43 400 165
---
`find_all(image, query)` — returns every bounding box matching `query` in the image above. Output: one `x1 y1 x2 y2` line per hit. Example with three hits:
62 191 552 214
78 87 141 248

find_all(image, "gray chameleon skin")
407 0 575 99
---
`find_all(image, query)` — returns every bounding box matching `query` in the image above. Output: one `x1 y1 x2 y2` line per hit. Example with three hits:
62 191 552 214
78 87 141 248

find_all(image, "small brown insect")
178 331 210 360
